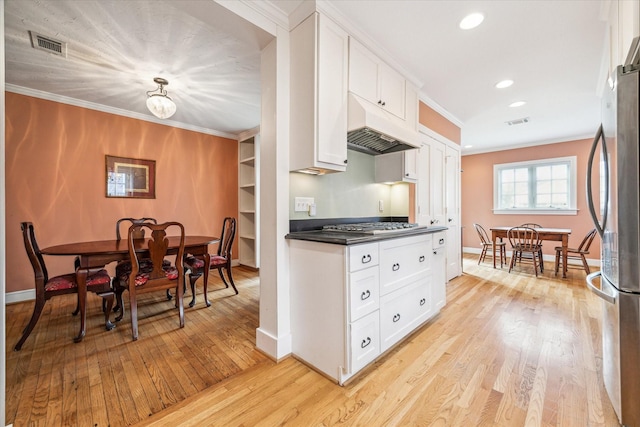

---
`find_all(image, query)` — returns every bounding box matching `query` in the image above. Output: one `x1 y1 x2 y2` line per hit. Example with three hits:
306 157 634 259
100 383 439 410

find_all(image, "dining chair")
554 228 597 275
183 217 238 307
114 221 186 341
507 226 543 277
15 222 114 351
473 223 506 267
518 223 544 271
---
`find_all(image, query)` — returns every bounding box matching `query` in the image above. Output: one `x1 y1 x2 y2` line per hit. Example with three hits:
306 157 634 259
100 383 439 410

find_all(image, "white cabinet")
374 149 418 183
605 0 640 74
289 232 443 385
348 38 406 120
431 232 446 310
290 12 349 174
238 132 259 268
416 131 461 281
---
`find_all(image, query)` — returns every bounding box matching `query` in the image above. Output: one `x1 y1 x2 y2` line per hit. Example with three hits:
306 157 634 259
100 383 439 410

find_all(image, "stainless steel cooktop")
321 222 420 234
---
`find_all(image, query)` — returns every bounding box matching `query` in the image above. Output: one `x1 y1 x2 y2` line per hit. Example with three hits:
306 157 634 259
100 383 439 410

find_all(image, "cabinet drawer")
349 311 380 374
432 232 445 249
380 272 431 352
349 242 379 272
348 267 380 322
379 235 430 295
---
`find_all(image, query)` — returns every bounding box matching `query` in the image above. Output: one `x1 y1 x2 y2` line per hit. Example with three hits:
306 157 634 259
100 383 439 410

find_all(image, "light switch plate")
294 197 315 212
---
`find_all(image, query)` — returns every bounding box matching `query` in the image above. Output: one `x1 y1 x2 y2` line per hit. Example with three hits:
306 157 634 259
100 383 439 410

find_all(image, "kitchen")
2 0 639 426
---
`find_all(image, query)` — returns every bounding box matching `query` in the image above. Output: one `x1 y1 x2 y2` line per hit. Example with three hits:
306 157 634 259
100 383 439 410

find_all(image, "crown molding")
6 84 238 139
460 132 595 156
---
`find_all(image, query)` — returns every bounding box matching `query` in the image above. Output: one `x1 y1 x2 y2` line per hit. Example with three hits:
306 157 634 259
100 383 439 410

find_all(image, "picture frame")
105 155 156 199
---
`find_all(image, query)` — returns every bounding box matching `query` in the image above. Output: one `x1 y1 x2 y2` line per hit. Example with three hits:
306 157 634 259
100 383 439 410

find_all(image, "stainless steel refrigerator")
586 37 640 427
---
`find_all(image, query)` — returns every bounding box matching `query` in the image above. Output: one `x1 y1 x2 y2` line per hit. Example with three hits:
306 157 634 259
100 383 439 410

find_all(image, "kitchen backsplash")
289 149 409 219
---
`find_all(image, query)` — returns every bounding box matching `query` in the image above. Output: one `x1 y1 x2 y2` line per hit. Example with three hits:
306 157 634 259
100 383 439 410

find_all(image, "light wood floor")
6 256 618 426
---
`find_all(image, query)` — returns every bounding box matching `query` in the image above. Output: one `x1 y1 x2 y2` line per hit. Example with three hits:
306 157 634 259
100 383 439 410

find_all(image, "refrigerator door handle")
586 271 616 304
586 124 608 237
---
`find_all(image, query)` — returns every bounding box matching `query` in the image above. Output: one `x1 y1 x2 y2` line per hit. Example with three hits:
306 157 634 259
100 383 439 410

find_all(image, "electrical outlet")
294 197 315 212
379 200 384 212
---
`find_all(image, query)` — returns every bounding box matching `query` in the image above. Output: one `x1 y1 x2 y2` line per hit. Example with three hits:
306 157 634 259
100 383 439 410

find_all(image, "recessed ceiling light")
464 145 473 149
495 79 514 89
459 13 484 30
509 101 526 107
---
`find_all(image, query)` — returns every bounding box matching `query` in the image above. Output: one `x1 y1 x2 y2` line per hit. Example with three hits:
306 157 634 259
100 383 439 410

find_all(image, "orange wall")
461 138 601 259
5 92 238 293
419 102 461 145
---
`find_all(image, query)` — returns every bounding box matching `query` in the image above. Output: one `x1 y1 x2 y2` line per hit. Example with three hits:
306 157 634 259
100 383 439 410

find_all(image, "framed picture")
106 155 156 199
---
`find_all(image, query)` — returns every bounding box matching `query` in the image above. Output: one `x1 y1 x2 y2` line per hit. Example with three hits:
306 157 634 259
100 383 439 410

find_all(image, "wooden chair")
114 221 186 340
184 217 238 307
508 226 543 277
554 228 597 275
15 222 114 351
473 223 506 267
518 223 544 271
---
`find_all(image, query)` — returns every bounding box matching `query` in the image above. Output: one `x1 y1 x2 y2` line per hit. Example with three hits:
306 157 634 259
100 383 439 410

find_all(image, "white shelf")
238 133 259 269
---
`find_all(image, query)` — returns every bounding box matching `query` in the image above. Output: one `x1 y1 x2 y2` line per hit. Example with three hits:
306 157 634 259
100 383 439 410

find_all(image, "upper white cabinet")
606 0 640 73
290 12 349 174
374 150 418 183
348 38 406 120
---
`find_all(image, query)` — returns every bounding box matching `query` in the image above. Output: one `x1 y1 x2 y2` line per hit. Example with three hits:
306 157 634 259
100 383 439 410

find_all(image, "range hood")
347 93 421 155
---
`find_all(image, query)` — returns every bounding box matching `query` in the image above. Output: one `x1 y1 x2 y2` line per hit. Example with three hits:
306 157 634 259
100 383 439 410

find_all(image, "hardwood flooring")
6 256 619 426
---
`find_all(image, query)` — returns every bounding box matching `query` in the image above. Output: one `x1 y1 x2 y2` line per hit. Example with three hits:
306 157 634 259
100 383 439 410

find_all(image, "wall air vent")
505 117 530 126
29 31 67 57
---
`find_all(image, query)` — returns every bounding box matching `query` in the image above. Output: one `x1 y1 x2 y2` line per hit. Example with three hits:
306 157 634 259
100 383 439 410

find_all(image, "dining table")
490 226 572 278
41 235 219 343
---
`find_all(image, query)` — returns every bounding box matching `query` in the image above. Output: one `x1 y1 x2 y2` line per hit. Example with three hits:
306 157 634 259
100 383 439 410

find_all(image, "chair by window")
554 228 597 275
518 223 544 271
508 226 543 277
184 217 238 307
15 222 114 351
114 221 186 341
473 223 506 267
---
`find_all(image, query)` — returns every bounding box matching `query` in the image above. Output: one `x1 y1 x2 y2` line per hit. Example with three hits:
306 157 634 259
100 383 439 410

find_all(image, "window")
493 156 577 215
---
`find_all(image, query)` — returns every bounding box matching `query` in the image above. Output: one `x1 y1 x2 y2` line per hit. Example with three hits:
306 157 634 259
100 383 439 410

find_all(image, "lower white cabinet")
289 232 445 385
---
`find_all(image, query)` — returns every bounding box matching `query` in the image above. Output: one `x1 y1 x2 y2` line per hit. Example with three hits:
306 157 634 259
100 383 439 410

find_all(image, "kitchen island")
286 225 447 385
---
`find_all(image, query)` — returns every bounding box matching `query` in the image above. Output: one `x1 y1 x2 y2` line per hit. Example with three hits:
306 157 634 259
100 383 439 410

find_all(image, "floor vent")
505 117 530 126
29 31 67 57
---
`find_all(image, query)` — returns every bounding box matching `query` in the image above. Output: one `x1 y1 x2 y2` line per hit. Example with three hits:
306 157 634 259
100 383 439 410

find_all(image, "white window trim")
493 156 578 215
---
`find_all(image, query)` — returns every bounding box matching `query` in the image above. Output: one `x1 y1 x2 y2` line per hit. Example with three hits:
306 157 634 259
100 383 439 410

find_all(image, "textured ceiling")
5 0 608 152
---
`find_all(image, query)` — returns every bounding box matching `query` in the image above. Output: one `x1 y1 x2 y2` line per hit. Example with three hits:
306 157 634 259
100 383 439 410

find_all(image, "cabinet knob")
362 254 372 264
393 313 401 323
392 263 400 271
419 255 425 262
344 159 348 164
420 298 426 306
360 290 371 300
378 100 383 105
381 101 386 106
361 337 371 348
439 238 445 245
448 218 453 222
433 251 437 255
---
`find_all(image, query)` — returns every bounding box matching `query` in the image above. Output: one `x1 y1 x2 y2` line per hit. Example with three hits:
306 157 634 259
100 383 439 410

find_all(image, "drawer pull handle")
419 255 425 262
392 263 400 271
362 254 372 264
439 238 445 245
393 313 401 323
360 290 371 300
420 298 426 306
361 337 371 348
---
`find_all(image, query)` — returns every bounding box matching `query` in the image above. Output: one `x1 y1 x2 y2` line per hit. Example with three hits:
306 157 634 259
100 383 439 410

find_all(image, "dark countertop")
285 225 448 245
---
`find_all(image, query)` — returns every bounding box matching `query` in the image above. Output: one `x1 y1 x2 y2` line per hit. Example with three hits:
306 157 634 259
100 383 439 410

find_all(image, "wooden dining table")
41 235 219 343
490 226 572 278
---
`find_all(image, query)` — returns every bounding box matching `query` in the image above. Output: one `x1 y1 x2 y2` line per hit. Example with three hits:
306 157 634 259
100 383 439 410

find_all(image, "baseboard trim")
256 327 292 361
462 247 601 266
6 289 35 305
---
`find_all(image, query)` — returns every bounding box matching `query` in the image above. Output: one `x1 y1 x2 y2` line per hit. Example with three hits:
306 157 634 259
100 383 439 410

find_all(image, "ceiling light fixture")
459 12 484 30
509 101 526 107
495 79 514 89
146 77 176 119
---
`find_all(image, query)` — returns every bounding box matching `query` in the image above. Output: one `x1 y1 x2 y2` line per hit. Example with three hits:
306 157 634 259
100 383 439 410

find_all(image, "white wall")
289 149 410 220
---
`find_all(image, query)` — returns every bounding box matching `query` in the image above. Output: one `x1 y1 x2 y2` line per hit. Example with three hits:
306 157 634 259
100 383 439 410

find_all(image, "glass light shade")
146 94 176 119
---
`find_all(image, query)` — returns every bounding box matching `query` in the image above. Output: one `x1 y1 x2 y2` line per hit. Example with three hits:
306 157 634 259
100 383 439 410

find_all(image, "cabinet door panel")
349 311 381 374
349 242 379 272
348 38 379 104
445 145 461 280
317 14 348 166
430 139 446 226
348 267 380 322
378 62 405 119
416 141 431 226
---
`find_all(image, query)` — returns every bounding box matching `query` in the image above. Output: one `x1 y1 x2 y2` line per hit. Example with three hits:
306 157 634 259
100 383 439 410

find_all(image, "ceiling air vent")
505 117 530 126
29 31 67 57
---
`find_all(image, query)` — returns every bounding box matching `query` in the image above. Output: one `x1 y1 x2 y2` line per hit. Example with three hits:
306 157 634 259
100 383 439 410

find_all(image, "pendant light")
146 77 176 119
